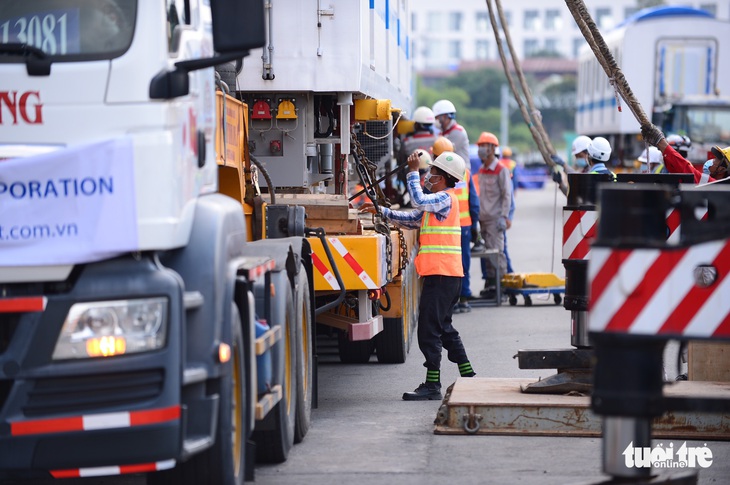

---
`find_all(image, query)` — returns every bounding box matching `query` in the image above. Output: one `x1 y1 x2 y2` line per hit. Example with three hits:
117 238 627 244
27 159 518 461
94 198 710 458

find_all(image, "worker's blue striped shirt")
382 171 453 230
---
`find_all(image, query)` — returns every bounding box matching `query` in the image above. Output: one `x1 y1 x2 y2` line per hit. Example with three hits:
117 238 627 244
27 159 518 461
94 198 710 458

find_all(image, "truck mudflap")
0 255 188 475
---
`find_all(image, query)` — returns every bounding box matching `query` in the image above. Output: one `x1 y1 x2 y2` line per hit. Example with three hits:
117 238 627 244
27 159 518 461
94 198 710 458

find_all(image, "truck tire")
149 304 245 485
254 277 297 463
337 330 375 363
376 316 407 364
294 271 313 443
330 300 375 364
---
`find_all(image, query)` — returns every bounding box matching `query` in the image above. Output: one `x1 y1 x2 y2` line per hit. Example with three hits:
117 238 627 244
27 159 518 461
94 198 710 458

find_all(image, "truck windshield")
668 105 730 146
0 0 136 59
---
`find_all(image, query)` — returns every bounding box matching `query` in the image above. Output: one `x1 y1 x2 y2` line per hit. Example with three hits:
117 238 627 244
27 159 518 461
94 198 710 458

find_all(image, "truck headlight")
52 298 168 360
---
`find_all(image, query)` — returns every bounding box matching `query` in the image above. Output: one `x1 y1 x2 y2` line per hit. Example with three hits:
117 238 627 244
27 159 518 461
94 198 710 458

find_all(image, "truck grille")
23 369 165 417
0 314 20 354
0 379 10 414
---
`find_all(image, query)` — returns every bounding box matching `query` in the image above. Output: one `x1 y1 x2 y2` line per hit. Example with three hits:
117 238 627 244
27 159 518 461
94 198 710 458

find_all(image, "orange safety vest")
452 168 471 227
415 191 463 277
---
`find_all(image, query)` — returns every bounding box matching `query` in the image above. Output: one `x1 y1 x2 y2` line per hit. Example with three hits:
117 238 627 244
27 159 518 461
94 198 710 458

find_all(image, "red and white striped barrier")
563 209 597 260
666 207 708 245
588 239 730 337
311 252 340 290
328 237 378 289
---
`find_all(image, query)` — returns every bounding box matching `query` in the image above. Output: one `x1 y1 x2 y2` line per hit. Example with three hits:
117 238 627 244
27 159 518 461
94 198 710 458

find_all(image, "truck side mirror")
210 0 266 53
150 0 265 99
149 68 190 99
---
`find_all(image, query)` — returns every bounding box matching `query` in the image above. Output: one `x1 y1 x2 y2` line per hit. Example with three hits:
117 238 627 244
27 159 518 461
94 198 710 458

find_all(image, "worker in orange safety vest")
360 151 477 401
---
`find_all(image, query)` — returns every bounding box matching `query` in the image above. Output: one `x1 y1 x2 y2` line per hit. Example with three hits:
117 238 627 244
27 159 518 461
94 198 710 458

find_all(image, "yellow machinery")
215 91 420 365
501 273 565 307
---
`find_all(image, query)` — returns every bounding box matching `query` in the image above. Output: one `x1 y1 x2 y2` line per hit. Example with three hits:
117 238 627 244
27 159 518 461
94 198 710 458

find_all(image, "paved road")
9 184 729 484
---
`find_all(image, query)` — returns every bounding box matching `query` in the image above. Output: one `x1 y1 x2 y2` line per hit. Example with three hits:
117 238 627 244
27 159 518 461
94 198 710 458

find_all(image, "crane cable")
564 0 650 126
486 0 569 196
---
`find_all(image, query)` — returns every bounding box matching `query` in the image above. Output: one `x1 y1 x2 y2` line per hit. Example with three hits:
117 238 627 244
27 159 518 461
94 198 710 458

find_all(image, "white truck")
576 6 730 167
0 0 417 483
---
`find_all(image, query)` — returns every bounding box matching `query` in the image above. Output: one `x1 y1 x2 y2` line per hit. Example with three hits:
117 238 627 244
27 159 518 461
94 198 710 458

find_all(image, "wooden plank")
274 194 351 220
307 218 360 234
689 342 730 381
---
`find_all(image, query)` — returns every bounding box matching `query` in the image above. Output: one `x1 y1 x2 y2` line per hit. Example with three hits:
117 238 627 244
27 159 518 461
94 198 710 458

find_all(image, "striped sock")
459 362 475 377
426 369 440 384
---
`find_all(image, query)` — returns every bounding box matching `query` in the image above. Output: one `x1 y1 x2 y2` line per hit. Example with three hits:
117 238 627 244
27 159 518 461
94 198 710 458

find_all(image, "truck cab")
0 2 306 484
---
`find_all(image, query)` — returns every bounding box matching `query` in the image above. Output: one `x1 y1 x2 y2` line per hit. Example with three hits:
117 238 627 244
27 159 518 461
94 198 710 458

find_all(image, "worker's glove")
550 154 566 167
497 217 507 232
640 123 665 147
551 168 562 184
470 224 479 243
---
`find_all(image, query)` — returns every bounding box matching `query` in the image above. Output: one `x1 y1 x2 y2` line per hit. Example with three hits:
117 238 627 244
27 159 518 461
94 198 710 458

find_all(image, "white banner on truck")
0 138 138 266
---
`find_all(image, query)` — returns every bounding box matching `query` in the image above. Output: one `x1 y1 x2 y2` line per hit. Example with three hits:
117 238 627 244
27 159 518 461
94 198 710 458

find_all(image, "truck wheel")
254 276 297 463
337 330 375 363
376 316 407 363
149 304 245 485
294 270 313 443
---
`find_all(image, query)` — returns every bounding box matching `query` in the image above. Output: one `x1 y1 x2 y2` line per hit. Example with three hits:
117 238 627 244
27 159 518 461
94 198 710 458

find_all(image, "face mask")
424 172 440 191
703 159 714 175
434 118 442 131
575 157 588 168
424 173 434 191
477 146 489 159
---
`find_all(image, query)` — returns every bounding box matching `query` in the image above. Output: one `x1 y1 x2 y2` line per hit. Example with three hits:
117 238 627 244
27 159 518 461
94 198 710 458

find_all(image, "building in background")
410 0 730 70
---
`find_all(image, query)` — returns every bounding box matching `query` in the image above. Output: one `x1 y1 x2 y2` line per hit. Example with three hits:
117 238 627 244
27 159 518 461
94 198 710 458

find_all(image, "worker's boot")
403 370 442 401
402 382 442 401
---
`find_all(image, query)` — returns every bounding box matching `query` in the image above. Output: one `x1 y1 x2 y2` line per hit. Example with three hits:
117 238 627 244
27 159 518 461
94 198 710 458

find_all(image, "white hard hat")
432 99 456 117
638 146 663 165
431 151 465 182
416 150 432 170
666 134 691 150
412 106 435 124
588 137 612 162
571 135 592 155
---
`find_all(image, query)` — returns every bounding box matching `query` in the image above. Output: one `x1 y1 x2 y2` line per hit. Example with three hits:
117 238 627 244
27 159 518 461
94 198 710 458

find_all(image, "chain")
396 226 408 275
350 126 393 281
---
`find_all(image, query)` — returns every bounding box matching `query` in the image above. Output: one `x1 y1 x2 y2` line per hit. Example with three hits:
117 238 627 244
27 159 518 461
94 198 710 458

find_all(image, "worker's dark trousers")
418 275 469 372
